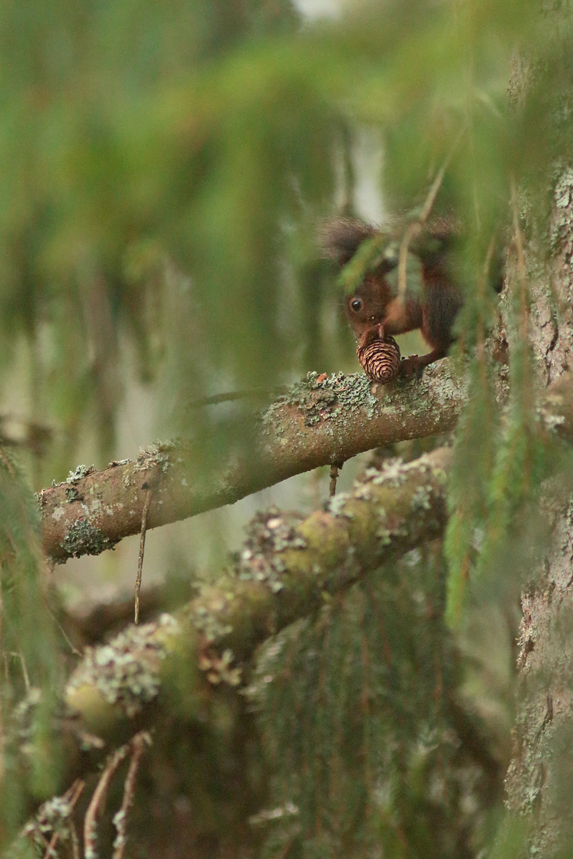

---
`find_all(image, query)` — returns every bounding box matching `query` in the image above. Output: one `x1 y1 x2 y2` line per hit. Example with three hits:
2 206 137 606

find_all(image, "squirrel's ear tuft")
319 218 377 267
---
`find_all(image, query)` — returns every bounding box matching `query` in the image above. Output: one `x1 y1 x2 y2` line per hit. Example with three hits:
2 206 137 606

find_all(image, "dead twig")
112 731 152 859
84 744 131 859
329 462 343 498
135 487 154 624
69 819 81 859
39 778 85 859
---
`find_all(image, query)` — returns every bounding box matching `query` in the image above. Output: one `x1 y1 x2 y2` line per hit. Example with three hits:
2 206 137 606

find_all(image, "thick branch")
40 365 466 562
24 353 573 801
65 447 451 738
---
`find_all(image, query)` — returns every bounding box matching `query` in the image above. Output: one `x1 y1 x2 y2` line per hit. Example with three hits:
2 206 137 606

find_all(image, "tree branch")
9 446 453 827
40 365 466 562
64 446 451 737
19 357 573 807
57 368 573 743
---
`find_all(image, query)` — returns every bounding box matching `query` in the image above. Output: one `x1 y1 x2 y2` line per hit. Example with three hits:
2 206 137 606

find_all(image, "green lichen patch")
61 518 119 557
67 614 180 719
66 464 96 484
134 441 175 473
232 507 307 593
263 372 380 430
191 600 234 644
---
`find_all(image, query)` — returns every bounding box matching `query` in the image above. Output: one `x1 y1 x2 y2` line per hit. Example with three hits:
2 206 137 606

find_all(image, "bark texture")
67 448 451 731
17 449 452 805
39 363 573 566
40 366 465 561
504 168 573 854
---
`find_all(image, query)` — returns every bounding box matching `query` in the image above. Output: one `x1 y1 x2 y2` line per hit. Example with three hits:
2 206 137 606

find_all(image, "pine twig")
397 126 466 304
397 168 446 305
187 386 287 408
112 731 152 859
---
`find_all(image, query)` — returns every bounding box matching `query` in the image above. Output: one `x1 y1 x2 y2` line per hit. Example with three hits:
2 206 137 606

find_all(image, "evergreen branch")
397 125 465 304
39 365 466 562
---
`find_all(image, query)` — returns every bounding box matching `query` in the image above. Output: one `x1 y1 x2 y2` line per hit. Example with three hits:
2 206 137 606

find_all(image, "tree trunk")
504 168 573 853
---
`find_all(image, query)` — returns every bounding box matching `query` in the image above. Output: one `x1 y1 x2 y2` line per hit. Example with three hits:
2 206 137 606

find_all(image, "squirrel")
322 217 465 379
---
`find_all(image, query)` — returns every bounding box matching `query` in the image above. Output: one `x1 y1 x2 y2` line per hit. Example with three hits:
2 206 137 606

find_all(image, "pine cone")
357 334 401 383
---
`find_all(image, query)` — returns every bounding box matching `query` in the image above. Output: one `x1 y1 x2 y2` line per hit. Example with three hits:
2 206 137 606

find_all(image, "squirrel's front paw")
399 355 425 381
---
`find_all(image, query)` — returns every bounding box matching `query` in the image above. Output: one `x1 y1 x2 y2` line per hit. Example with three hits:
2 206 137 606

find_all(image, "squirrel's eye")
351 298 363 312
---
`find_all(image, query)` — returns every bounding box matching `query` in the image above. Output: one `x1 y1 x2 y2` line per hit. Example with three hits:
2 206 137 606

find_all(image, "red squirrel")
323 217 464 379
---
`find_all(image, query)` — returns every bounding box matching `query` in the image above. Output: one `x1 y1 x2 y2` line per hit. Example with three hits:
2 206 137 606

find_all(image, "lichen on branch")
40 365 466 562
65 448 452 738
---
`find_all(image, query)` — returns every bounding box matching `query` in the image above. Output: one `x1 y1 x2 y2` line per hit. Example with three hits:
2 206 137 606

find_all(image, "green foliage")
0 454 62 842
445 195 557 623
0 0 563 479
2 0 573 854
250 551 501 859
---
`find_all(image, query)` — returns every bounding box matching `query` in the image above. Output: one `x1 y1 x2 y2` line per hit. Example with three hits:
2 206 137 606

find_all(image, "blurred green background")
0 0 544 607
5 0 573 854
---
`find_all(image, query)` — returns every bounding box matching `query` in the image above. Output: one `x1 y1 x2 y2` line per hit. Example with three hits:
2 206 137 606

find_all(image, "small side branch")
329 461 343 497
397 129 464 303
84 744 131 859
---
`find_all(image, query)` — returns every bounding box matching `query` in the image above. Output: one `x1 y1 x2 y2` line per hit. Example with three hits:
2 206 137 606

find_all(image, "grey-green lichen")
27 789 78 848
68 614 180 718
411 484 433 511
327 491 354 518
61 517 119 557
324 452 450 572
552 166 573 249
66 464 96 484
192 601 234 644
121 441 175 489
232 507 306 592
135 441 174 473
198 648 242 686
262 372 383 430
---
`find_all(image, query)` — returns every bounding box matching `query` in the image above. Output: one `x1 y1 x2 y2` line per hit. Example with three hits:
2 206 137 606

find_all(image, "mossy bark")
40 366 466 562
65 448 451 739
8 446 453 816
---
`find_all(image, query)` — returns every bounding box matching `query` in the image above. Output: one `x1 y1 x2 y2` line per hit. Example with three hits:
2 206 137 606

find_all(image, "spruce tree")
1 0 573 856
